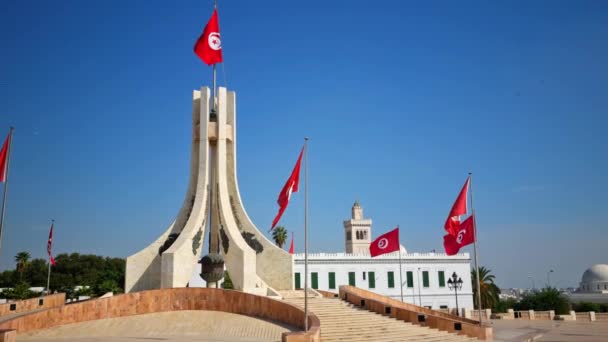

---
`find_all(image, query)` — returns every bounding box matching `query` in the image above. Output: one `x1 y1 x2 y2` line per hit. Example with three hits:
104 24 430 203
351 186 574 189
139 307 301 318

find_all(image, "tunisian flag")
194 9 223 65
369 228 400 257
271 147 304 229
443 215 475 255
0 133 10 182
47 223 56 266
289 232 294 254
444 177 469 236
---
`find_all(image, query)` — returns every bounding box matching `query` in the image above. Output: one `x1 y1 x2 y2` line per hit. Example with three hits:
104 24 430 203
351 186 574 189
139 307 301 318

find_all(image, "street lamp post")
447 272 464 317
547 269 554 288
528 276 535 291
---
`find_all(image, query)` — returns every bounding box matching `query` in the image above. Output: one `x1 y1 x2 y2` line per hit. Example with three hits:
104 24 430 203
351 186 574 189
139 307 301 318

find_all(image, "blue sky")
0 0 606 289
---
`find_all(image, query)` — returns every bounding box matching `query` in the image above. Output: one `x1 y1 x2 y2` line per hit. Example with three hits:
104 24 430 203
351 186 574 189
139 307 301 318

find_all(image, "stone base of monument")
125 86 293 294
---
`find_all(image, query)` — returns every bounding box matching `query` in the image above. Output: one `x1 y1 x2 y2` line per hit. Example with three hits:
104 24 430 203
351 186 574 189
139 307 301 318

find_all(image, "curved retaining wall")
0 288 320 342
340 285 492 340
0 294 65 318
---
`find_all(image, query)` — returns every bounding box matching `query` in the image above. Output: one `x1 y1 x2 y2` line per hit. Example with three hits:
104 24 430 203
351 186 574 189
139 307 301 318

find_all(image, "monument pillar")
125 86 293 294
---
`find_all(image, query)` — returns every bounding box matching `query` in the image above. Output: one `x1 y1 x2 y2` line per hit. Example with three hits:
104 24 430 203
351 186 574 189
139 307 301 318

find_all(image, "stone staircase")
284 296 478 342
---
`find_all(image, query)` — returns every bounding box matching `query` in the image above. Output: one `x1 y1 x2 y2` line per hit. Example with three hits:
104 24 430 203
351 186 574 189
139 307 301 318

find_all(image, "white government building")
293 201 474 311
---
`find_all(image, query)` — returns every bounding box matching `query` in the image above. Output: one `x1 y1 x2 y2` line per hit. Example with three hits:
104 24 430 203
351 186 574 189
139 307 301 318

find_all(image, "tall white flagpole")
397 225 404 302
469 172 483 324
0 127 15 262
304 137 309 331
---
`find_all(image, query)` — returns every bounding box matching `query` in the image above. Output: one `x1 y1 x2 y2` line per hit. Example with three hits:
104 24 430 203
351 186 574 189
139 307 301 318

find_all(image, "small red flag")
443 215 475 255
444 177 470 236
0 133 11 183
289 232 294 254
47 223 56 266
271 147 304 229
194 9 223 65
369 228 400 257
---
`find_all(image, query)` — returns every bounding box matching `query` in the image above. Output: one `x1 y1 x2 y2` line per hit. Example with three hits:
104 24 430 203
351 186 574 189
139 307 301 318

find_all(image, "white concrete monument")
125 87 292 294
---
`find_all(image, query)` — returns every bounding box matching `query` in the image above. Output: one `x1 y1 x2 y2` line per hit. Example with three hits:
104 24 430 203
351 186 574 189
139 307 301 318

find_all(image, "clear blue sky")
0 1 606 289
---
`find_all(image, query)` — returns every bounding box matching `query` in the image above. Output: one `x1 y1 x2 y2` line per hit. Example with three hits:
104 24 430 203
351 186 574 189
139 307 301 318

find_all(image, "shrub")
515 287 570 314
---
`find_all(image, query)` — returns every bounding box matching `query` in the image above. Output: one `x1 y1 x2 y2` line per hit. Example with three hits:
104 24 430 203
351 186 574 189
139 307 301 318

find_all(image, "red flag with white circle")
194 9 223 65
369 227 400 257
47 223 56 266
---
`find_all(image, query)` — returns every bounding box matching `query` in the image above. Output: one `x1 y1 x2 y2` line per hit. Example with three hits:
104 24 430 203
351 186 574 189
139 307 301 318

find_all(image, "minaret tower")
343 200 372 254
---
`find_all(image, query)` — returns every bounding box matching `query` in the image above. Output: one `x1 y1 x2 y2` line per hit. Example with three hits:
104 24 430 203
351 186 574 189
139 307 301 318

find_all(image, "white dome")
582 264 608 283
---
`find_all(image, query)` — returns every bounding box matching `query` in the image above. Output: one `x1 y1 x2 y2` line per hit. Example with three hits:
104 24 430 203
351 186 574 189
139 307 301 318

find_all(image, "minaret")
343 200 372 254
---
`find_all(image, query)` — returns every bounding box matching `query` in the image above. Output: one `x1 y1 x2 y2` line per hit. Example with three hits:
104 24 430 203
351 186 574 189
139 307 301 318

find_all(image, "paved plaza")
17 311 293 342
492 319 608 341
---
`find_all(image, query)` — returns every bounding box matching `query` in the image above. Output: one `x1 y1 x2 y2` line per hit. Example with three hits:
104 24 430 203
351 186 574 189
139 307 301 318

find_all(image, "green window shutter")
311 272 318 289
295 272 301 290
387 271 395 288
368 271 375 289
328 272 336 289
423 271 429 288
348 272 356 286
406 271 413 288
438 271 445 287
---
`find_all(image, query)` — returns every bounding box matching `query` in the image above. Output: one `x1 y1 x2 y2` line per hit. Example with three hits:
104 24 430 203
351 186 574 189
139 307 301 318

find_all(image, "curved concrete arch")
125 89 204 293
125 85 293 294
224 90 293 290
160 87 211 288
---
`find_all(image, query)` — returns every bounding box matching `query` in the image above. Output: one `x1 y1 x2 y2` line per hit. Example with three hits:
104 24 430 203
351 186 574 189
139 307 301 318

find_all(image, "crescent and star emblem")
378 238 389 249
208 32 221 50
456 229 466 244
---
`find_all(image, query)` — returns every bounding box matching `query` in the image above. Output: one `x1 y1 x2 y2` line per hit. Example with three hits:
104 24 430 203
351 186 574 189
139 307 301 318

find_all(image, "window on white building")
387 272 395 288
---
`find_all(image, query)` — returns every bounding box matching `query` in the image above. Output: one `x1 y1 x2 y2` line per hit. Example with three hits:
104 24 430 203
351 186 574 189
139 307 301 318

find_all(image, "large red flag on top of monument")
47 223 56 266
0 133 10 183
194 9 223 65
444 177 469 236
369 227 400 257
443 215 475 255
271 147 304 229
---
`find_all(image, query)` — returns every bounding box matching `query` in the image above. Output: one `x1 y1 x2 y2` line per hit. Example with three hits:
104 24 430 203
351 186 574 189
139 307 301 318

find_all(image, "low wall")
316 290 338 299
595 312 608 321
0 288 320 342
0 294 65 317
339 286 492 340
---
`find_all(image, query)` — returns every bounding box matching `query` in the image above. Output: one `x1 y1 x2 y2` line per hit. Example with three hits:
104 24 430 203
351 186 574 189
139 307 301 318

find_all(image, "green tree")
572 302 600 312
25 258 49 287
272 226 288 249
516 287 570 314
14 251 31 281
471 266 501 309
221 271 234 289
494 298 518 313
2 281 38 300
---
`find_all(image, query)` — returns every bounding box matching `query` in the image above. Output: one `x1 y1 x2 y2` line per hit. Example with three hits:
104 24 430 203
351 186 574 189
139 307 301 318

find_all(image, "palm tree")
272 226 288 249
471 266 501 309
15 251 31 281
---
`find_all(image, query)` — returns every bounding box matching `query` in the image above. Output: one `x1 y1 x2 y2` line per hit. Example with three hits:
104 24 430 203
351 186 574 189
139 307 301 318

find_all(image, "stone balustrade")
339 285 492 340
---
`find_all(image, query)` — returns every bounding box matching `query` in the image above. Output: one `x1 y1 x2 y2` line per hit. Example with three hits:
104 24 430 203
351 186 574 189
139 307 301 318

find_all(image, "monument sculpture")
125 86 292 294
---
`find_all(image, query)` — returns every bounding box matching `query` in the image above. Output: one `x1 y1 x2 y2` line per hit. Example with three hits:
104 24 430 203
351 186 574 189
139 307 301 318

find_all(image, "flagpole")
303 137 309 332
397 225 404 302
212 0 218 111
0 127 15 261
469 172 482 324
46 220 54 295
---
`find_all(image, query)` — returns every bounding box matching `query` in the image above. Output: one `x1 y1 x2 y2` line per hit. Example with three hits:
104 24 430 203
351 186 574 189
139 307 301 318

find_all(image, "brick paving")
17 311 293 342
